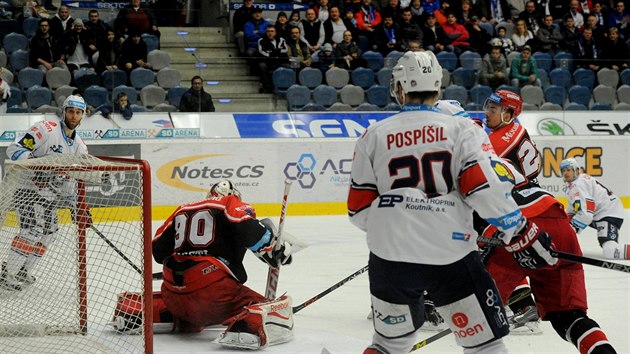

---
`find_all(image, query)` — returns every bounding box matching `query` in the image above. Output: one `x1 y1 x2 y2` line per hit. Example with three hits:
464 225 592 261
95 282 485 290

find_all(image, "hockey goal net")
0 155 152 354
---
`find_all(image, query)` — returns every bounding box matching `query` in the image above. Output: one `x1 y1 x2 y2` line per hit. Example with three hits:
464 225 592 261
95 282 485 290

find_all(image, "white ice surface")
152 214 630 354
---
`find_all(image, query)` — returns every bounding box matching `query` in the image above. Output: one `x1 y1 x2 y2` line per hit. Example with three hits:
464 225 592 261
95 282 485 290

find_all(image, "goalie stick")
409 287 534 352
265 179 292 300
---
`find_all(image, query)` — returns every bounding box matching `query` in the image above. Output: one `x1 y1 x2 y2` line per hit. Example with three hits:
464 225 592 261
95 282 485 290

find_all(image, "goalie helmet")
390 51 442 105
207 180 241 199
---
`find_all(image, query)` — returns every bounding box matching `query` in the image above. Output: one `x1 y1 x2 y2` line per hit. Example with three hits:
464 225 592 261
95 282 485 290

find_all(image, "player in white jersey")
1 95 90 291
348 51 557 354
560 158 629 260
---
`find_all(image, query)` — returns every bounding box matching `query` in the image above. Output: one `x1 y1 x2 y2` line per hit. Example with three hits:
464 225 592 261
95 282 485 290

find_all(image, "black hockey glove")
504 221 557 270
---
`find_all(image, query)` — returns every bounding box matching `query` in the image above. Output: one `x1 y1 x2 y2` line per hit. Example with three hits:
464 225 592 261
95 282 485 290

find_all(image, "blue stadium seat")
382 102 401 111
496 84 520 94
26 85 52 110
450 67 477 89
113 85 139 105
376 67 392 86
325 67 349 89
436 51 457 72
298 67 322 89
0 19 18 43
356 102 380 111
9 49 28 72
7 106 28 113
340 84 365 106
351 67 375 90
573 68 596 89
564 102 587 110
442 85 467 104
366 84 389 107
544 85 567 106
620 68 630 86
102 69 128 91
383 50 403 69
3 33 27 55
568 85 591 106
7 86 21 108
22 17 39 39
272 67 296 94
590 102 612 110
301 102 326 111
74 72 101 93
313 84 337 107
554 52 573 72
130 104 147 112
362 51 384 71
167 85 188 107
532 52 552 73
286 84 311 110
469 85 492 105
129 67 155 90
549 68 572 89
537 68 550 89
358 35 369 53
459 51 482 70
141 33 159 52
17 67 43 90
83 85 109 108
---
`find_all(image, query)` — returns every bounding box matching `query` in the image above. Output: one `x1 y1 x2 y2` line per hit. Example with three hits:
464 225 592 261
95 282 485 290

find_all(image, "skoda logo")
536 118 576 136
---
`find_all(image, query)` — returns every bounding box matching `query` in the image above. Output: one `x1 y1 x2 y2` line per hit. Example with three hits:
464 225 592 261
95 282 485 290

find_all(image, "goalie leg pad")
219 294 294 349
112 291 143 333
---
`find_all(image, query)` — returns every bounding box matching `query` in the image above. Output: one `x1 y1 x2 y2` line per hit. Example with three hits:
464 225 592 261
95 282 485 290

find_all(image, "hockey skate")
0 263 22 291
508 306 542 335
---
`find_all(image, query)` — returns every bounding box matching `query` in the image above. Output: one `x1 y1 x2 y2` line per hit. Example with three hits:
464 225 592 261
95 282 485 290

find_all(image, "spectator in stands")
96 29 122 75
409 0 425 26
95 91 133 119
560 14 580 55
607 1 630 38
64 19 97 78
512 18 534 51
536 14 563 57
345 9 359 30
179 76 215 112
316 43 336 72
506 0 526 19
256 26 289 93
510 44 541 87
575 27 602 71
118 31 150 75
314 0 330 22
397 8 423 51
422 13 454 53
586 13 606 44
457 0 475 25
602 27 629 71
302 9 323 53
232 0 254 56
408 39 422 51
475 0 511 31
85 10 111 44
30 18 68 73
374 14 400 54
287 26 312 70
442 11 471 55
381 0 402 22
115 0 160 40
591 2 606 28
289 10 304 33
519 1 542 33
49 5 73 38
495 25 515 55
275 11 292 41
569 0 585 30
319 6 358 48
434 0 449 27
334 30 368 70
548 0 569 21
355 0 382 47
481 43 509 89
244 8 269 59
466 15 492 56
0 67 10 114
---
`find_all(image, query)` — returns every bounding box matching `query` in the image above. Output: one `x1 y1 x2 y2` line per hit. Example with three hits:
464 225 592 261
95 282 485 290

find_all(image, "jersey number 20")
388 151 453 195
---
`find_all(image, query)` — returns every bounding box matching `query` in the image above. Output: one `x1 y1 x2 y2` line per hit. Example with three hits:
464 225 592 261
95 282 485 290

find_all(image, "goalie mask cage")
0 155 153 354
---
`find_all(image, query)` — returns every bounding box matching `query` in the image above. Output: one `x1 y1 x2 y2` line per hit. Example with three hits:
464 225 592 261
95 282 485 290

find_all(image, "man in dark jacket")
29 18 67 73
179 76 215 112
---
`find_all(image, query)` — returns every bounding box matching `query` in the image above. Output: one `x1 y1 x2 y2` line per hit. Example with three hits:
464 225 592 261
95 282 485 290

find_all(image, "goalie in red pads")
149 180 294 349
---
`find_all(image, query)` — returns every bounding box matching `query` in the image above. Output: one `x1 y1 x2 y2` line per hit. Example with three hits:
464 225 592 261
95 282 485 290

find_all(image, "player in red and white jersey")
1 95 90 292
348 51 556 354
484 90 542 185
561 158 629 260
482 161 618 354
151 180 294 350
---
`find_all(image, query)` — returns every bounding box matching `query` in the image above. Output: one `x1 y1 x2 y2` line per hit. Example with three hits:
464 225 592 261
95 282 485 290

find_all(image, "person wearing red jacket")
442 11 470 56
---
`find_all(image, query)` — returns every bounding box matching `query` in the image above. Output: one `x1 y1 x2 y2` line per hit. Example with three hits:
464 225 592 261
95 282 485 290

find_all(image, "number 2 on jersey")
389 151 453 195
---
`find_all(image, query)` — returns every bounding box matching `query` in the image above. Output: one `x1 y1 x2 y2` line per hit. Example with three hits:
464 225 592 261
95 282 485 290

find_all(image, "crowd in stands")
232 0 630 110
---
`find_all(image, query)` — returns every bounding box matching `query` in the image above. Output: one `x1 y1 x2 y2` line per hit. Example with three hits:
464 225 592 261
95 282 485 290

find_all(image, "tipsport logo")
283 153 352 189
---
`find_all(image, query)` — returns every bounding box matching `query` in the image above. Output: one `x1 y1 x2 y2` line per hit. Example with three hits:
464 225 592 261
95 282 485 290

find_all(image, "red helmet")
484 89 523 119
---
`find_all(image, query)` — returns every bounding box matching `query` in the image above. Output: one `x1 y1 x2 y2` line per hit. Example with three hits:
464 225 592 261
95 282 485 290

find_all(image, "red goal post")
0 155 153 354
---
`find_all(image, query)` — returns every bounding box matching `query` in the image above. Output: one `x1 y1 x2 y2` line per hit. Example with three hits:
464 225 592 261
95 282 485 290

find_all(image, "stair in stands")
160 27 279 112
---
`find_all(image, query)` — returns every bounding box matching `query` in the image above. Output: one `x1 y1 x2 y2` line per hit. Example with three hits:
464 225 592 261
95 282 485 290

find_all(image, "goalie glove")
504 221 557 270
254 218 293 268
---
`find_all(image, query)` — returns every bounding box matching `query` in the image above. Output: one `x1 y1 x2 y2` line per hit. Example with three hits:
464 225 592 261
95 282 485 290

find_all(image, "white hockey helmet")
390 51 442 105
62 94 87 113
560 158 580 172
434 99 472 119
207 180 241 199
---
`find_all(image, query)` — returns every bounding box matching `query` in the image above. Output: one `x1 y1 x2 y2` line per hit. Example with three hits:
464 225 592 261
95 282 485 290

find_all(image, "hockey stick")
409 287 534 352
477 235 630 274
293 264 369 313
264 179 292 300
90 225 143 275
